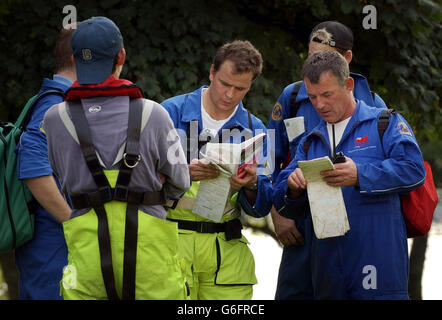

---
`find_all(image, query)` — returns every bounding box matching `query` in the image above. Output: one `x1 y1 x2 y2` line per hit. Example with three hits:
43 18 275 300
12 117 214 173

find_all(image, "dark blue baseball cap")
309 21 353 51
71 16 123 84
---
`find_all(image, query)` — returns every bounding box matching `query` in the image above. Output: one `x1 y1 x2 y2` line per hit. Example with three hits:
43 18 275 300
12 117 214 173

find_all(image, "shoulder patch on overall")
39 120 46 134
397 121 412 136
271 102 283 121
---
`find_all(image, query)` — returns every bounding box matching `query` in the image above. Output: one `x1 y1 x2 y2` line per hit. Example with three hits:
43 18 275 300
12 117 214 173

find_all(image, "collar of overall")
64 75 144 100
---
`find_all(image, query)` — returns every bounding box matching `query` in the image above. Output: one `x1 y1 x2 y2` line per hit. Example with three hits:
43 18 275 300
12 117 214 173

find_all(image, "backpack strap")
302 135 314 158
19 89 65 129
289 81 303 118
377 109 394 150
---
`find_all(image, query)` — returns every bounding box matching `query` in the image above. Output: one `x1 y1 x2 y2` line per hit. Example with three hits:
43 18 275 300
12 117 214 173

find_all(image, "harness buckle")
166 199 179 210
100 187 113 203
114 186 129 202
123 153 141 169
86 187 113 207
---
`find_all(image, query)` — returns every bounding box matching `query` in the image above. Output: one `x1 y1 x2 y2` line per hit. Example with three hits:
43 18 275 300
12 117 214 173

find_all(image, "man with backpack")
267 21 387 299
273 50 425 299
13 25 77 300
43 16 190 300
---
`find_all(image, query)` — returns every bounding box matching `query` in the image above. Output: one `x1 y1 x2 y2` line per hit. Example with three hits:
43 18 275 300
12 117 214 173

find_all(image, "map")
298 156 350 239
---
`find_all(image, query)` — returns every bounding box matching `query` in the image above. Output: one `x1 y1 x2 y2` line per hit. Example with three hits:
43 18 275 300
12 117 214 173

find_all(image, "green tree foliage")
0 0 440 141
0 0 302 124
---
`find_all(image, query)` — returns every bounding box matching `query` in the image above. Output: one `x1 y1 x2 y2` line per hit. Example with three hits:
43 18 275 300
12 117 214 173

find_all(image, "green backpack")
0 89 64 253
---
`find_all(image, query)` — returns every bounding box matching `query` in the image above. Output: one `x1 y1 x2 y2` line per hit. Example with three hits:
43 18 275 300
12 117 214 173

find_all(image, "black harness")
67 98 165 300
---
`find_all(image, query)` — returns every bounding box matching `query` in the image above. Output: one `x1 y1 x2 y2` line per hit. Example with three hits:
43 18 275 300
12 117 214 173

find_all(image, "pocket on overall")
214 233 257 285
136 212 188 300
61 209 107 300
174 230 195 288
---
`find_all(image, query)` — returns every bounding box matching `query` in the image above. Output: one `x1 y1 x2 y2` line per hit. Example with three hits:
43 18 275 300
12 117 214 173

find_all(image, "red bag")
401 161 439 238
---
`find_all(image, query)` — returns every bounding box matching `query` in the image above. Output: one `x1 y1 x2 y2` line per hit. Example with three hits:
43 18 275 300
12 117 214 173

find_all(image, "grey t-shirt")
44 96 190 219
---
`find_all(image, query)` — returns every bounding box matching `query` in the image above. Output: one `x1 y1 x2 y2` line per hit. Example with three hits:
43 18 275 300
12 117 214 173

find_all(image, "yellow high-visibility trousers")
61 170 188 300
177 229 257 300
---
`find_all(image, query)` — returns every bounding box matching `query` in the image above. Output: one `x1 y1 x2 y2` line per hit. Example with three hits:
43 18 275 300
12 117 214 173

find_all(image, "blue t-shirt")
18 76 71 180
15 75 72 300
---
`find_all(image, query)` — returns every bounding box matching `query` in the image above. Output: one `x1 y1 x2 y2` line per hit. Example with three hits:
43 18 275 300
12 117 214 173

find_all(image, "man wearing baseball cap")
70 16 124 84
43 16 190 300
268 20 387 300
309 21 354 58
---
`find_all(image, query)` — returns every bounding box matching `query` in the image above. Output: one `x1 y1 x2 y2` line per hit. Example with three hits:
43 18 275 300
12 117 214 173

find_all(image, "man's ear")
71 55 75 64
117 48 126 66
209 64 215 83
345 76 354 92
343 50 352 64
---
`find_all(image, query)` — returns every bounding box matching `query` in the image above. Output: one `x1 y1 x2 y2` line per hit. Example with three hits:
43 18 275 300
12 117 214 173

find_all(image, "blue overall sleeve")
357 113 425 194
272 135 309 219
18 95 60 179
267 84 294 180
238 124 273 218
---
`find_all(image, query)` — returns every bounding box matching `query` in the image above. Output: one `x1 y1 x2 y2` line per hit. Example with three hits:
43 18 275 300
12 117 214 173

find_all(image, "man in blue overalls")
267 21 387 299
273 50 425 299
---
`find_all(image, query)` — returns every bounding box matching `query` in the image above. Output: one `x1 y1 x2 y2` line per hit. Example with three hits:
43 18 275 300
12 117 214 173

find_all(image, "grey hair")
301 50 349 86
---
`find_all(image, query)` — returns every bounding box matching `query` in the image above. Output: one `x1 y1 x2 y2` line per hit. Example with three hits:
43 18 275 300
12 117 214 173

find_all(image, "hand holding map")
298 156 350 239
193 133 266 222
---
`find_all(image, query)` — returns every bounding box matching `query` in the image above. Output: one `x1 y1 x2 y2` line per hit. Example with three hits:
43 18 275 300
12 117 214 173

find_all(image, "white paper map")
193 173 232 222
298 156 350 239
284 116 305 142
193 133 266 222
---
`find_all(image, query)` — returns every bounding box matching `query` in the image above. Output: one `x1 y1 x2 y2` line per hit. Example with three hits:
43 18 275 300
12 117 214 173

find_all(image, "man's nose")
225 86 234 99
315 96 326 110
